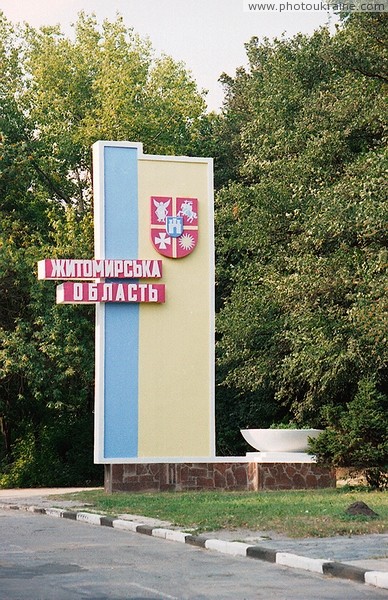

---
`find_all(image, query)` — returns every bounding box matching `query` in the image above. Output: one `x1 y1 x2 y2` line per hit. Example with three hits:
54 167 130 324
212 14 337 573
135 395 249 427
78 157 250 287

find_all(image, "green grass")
54 487 388 538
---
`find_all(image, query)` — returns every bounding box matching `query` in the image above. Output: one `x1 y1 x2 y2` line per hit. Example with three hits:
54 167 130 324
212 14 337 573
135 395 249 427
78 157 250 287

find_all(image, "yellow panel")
137 158 214 457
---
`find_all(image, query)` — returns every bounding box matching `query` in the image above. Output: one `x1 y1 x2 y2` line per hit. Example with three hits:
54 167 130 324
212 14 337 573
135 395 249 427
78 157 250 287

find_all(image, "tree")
309 378 388 489
0 11 208 485
214 15 388 462
23 12 207 191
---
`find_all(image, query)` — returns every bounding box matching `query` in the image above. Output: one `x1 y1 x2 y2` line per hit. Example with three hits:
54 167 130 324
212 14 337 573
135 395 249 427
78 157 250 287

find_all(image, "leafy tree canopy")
215 15 388 464
0 11 208 485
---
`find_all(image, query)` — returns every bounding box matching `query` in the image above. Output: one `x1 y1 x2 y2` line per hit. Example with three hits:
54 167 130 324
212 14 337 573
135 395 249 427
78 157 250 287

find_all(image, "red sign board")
38 259 162 280
56 282 165 304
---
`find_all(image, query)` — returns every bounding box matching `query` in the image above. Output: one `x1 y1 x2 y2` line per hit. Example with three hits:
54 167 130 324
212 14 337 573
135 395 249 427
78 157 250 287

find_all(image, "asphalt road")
1 508 386 600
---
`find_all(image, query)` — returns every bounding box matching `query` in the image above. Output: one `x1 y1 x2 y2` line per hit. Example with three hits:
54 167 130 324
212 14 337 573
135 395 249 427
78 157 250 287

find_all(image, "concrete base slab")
246 452 316 463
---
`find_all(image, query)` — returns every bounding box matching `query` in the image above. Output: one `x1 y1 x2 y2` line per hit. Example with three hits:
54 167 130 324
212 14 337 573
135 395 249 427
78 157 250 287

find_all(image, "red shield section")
151 196 198 259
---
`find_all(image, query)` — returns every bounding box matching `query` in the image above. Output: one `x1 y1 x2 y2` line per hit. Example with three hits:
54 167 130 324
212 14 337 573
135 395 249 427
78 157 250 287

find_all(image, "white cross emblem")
155 232 171 250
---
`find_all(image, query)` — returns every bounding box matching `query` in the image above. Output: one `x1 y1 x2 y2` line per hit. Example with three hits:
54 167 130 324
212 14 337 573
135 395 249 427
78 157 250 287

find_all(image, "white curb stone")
276 552 326 573
205 539 230 553
204 539 253 557
26 505 42 513
152 528 170 539
45 508 63 518
112 519 143 532
364 571 388 590
165 530 190 543
76 512 102 525
224 542 254 556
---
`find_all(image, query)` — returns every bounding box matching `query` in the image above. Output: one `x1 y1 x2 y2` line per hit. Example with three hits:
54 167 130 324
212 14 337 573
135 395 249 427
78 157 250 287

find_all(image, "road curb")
1 502 387 591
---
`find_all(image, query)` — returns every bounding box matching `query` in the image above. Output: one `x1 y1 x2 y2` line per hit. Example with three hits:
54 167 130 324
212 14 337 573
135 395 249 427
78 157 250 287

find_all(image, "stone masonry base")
105 462 336 493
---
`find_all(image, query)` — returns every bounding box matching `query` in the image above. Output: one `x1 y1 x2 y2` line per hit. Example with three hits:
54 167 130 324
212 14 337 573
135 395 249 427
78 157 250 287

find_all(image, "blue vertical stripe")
103 146 139 458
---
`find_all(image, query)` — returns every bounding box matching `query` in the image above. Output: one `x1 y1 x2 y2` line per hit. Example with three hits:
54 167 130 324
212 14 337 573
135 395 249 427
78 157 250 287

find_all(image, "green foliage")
269 422 305 429
0 205 96 482
309 378 388 489
57 488 388 537
23 12 207 174
1 9 387 483
214 15 388 459
0 415 102 487
0 11 208 486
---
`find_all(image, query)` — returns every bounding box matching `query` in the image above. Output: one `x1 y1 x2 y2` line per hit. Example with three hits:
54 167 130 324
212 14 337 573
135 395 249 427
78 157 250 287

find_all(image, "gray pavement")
0 487 387 591
4 508 386 600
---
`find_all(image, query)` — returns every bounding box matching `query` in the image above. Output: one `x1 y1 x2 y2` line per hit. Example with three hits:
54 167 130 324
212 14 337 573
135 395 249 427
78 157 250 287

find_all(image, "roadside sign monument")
39 141 215 464
38 141 335 492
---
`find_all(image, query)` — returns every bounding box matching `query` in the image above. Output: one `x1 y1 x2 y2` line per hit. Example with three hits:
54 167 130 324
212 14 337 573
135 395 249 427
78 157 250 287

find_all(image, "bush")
0 415 103 488
309 378 388 489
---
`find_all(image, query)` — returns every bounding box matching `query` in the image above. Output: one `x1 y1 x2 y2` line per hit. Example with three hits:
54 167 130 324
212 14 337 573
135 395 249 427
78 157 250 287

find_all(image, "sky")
0 0 338 111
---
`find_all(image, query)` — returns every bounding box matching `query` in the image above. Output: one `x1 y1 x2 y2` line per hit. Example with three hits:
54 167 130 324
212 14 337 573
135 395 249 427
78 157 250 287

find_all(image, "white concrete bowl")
240 429 323 453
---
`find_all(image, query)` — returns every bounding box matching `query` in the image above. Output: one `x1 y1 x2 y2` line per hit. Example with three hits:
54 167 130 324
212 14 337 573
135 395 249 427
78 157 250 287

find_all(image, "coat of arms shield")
150 196 199 258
